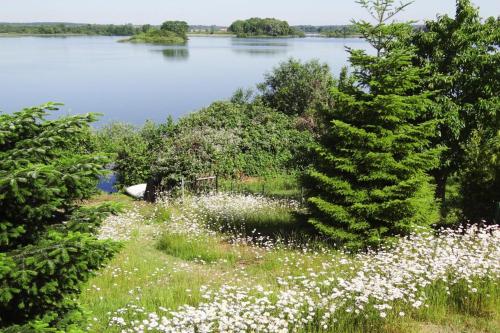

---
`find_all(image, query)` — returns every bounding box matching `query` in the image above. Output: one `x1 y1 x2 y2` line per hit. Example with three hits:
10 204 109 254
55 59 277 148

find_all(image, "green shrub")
149 101 314 192
0 103 121 331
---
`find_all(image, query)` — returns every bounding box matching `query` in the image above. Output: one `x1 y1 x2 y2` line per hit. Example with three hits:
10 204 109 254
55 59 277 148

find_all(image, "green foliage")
124 20 189 45
160 21 189 39
0 103 121 331
258 58 335 120
303 0 441 249
123 28 187 45
150 101 314 191
459 129 500 223
92 121 172 187
228 18 304 37
412 0 500 219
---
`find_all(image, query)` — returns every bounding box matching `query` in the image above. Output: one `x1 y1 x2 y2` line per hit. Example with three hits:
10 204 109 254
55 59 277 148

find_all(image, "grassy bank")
81 193 500 332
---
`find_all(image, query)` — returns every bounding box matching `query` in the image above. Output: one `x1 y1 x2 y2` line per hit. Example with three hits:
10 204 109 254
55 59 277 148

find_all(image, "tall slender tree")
303 0 441 249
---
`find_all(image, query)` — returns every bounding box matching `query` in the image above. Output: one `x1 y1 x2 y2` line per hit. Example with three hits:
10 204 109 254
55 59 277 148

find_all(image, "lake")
0 36 370 125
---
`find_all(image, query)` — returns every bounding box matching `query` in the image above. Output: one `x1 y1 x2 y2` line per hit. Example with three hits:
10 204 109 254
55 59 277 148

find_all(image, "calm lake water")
0 36 370 125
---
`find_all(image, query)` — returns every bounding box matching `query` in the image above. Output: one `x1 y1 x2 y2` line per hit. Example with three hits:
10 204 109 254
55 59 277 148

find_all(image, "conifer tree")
303 0 442 249
0 104 120 331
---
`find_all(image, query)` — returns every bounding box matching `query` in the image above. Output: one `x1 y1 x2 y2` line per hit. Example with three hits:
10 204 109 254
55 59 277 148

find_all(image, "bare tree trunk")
434 171 448 216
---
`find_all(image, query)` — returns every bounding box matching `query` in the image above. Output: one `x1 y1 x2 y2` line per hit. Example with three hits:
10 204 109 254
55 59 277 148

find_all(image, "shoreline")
0 32 360 39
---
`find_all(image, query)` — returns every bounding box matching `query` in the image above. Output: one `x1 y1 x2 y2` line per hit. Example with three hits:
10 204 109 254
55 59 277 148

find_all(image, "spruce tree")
0 104 120 331
303 0 442 249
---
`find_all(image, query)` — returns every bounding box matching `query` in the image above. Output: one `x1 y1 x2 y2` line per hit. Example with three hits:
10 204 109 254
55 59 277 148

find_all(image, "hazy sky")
1 0 498 25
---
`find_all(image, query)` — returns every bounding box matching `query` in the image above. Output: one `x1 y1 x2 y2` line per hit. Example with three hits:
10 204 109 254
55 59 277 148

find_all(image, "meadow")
81 192 500 333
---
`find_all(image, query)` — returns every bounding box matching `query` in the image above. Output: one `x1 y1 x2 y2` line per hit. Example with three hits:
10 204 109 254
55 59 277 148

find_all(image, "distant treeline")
294 24 426 37
0 23 145 35
294 25 359 37
0 22 426 37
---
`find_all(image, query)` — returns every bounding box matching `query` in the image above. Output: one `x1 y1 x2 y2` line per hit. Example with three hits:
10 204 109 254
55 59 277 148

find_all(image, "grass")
157 233 238 263
219 173 303 199
81 193 500 333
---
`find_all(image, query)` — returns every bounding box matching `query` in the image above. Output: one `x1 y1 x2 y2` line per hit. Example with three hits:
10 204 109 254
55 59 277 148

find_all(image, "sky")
1 0 498 26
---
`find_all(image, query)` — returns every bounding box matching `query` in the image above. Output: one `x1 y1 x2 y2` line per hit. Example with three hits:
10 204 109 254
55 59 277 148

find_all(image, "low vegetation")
79 193 500 332
122 21 188 45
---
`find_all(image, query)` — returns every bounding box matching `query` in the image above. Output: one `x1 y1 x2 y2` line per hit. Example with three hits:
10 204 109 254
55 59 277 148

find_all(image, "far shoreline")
0 32 361 39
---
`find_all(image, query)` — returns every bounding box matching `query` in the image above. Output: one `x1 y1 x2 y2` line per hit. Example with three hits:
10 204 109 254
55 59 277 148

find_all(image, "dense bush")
147 101 314 195
303 0 441 249
0 103 120 331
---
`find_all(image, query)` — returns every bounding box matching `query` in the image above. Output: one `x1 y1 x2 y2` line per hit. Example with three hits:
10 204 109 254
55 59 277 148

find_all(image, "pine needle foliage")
0 103 121 332
303 0 442 250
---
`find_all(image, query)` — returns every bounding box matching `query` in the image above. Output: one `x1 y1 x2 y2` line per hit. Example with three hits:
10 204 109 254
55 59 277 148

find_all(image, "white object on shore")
125 184 147 199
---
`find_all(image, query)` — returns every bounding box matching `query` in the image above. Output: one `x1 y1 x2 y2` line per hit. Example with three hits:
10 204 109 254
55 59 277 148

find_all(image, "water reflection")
161 48 189 61
231 48 288 56
230 38 289 56
231 39 290 48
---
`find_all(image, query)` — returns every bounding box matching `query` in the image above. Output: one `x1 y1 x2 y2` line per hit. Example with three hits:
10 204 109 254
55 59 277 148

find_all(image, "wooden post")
215 175 219 193
181 177 185 202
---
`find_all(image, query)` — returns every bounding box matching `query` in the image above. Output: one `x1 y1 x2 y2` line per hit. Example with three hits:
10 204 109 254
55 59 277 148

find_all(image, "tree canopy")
412 0 499 223
228 18 304 37
258 59 336 117
161 21 189 39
